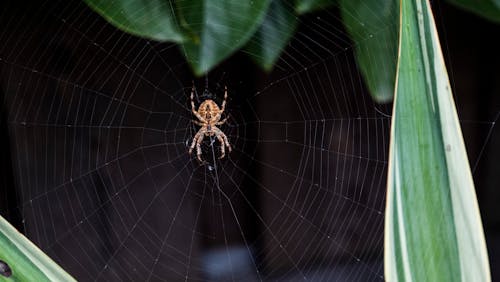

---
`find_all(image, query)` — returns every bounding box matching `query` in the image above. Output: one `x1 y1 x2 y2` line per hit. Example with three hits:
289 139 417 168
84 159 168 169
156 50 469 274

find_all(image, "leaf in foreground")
295 0 336 14
84 0 185 42
385 0 491 281
0 216 76 282
340 0 399 103
244 0 298 71
177 0 271 75
446 0 500 23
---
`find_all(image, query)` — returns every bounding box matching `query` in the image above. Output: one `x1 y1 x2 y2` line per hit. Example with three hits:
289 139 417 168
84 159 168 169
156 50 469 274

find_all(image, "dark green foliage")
84 0 185 42
83 0 500 98
446 0 500 23
294 0 337 14
244 0 298 71
340 0 399 103
176 0 271 75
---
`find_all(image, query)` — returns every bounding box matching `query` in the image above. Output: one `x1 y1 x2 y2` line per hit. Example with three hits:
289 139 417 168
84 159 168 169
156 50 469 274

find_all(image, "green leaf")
446 0 500 23
385 0 491 281
340 0 399 103
177 0 271 75
244 0 298 71
295 0 336 14
0 216 76 282
83 0 185 42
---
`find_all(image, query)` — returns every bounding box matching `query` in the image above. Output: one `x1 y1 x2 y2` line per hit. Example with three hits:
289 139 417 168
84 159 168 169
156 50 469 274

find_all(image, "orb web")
0 1 497 281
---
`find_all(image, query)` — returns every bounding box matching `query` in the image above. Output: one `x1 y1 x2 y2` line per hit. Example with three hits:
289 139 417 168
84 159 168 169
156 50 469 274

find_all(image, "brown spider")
188 85 232 162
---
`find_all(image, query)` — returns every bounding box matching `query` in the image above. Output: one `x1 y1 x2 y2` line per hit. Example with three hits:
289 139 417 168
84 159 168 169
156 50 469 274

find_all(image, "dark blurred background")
0 1 498 281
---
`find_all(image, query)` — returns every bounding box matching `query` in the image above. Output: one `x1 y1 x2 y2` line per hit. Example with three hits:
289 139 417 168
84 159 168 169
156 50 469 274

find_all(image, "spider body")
188 85 231 162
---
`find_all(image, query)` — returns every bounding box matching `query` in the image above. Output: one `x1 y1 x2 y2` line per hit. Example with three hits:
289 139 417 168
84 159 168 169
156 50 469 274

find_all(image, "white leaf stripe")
0 216 76 281
421 1 491 281
385 0 491 281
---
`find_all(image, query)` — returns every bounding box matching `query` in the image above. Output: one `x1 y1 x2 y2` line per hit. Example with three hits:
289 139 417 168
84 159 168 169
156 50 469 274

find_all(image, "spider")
188 84 232 162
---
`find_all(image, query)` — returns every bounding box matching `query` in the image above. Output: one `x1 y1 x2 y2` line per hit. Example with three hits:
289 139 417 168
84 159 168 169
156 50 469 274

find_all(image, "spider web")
0 1 497 281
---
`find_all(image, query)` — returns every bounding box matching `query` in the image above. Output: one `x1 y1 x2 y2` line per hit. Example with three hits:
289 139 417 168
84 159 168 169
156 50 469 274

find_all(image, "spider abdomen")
198 100 220 122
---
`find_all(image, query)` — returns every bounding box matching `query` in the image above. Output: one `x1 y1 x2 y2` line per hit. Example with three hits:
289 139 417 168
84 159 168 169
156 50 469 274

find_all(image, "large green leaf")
340 0 399 103
177 0 271 75
0 216 76 282
295 0 336 14
244 0 298 71
84 0 185 42
385 0 491 281
446 0 500 23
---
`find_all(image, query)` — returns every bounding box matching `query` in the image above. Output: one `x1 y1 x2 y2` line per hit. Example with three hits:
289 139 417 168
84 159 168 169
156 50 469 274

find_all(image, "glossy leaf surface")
0 216 76 282
385 0 491 281
340 0 399 103
446 0 500 23
177 0 271 75
244 0 298 71
84 0 185 42
295 0 336 14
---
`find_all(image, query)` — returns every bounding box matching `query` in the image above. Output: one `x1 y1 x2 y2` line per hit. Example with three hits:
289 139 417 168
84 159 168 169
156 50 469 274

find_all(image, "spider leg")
196 133 205 162
191 85 206 123
188 137 196 155
213 86 228 122
221 85 227 112
192 120 203 126
215 116 229 125
214 127 232 159
188 130 203 155
222 133 232 152
216 134 226 159
190 84 196 112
